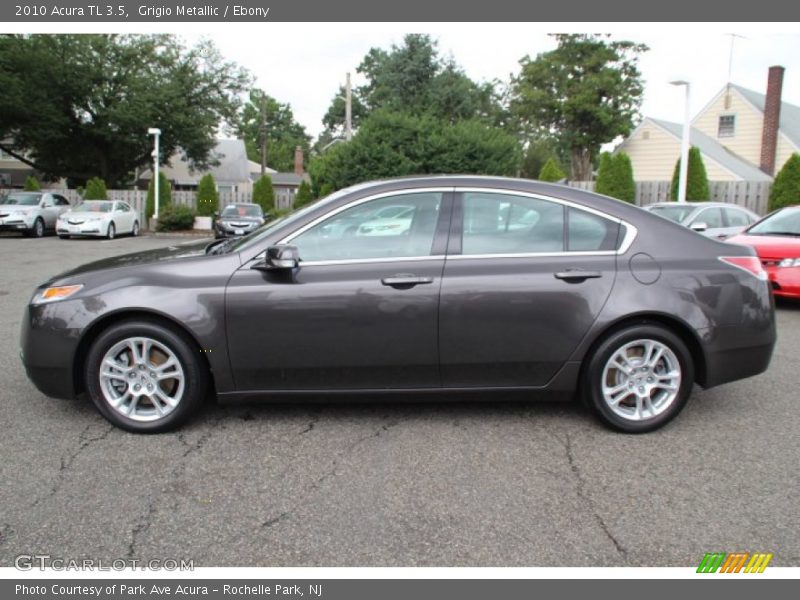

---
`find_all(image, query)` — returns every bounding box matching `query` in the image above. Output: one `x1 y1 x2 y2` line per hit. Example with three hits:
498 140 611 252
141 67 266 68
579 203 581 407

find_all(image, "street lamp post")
147 128 161 219
670 81 691 203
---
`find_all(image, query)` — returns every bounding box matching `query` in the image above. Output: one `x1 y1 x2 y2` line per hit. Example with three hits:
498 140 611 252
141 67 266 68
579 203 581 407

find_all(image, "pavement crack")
261 512 290 528
298 420 316 435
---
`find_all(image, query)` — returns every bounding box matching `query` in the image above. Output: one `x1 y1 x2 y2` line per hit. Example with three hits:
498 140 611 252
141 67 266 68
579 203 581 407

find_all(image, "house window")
718 115 736 138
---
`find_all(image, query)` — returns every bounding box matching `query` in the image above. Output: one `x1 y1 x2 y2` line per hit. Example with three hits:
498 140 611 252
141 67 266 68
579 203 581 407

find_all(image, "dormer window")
718 115 736 138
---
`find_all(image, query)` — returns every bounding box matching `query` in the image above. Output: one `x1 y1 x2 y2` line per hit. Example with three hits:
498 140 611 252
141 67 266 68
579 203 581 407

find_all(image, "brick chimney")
760 65 784 176
294 146 304 175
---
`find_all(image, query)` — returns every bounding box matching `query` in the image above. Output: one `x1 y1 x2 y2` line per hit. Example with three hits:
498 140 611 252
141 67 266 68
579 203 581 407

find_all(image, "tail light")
719 256 767 280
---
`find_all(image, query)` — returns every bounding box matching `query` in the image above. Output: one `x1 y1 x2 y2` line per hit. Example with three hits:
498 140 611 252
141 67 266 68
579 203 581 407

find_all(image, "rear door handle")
381 275 434 288
554 270 603 282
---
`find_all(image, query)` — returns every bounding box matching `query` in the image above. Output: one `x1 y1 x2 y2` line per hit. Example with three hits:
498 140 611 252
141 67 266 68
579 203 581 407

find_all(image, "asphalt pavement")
0 233 798 567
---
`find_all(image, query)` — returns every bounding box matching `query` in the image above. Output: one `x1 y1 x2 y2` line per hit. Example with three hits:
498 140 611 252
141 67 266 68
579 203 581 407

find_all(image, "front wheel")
84 320 209 432
583 324 694 433
106 222 115 239
30 218 45 238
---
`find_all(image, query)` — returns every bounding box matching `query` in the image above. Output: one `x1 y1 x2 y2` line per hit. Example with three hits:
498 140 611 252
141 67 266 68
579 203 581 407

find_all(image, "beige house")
619 66 799 182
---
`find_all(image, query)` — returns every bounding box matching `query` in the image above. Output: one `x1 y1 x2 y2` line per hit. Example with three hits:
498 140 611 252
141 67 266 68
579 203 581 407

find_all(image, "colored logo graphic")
697 552 773 573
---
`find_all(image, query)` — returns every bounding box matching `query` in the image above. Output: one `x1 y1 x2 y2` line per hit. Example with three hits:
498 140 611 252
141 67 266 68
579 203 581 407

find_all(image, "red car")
728 206 800 299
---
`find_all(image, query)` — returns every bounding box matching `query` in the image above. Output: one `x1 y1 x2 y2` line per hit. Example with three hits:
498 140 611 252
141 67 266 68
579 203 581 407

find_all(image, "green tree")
196 174 218 217
0 34 250 186
318 183 335 198
520 137 565 180
670 147 709 201
252 175 275 214
768 153 800 211
236 89 311 172
511 34 648 181
294 180 313 209
146 171 172 220
23 175 40 191
83 177 108 200
596 152 636 202
538 158 566 182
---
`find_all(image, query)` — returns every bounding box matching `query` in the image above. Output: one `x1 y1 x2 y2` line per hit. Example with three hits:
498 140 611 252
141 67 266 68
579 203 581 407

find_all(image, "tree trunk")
570 147 593 181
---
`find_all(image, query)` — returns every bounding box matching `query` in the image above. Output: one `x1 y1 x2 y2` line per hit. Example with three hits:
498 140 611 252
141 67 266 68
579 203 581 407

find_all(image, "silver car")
0 191 71 237
643 201 759 240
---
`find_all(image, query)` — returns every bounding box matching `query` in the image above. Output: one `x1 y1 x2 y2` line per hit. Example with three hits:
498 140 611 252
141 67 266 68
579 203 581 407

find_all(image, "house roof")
247 160 277 175
647 118 773 182
729 84 800 149
271 173 310 186
141 139 251 186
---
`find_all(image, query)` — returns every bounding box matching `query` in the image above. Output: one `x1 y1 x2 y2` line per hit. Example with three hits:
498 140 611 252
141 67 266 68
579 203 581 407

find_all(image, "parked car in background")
214 203 266 238
357 205 415 236
21 176 775 434
57 200 139 239
0 191 71 237
643 202 759 240
727 205 800 299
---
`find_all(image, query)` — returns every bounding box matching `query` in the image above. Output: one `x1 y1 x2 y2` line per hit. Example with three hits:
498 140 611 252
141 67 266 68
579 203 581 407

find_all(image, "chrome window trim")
299 256 444 267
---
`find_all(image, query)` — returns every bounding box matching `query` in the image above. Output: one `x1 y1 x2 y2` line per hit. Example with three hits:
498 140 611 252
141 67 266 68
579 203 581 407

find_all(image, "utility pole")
345 72 353 141
260 97 268 176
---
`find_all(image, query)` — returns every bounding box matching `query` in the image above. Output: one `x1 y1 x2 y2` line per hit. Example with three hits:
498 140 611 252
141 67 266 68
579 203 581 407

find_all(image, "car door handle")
381 275 434 288
554 270 603 282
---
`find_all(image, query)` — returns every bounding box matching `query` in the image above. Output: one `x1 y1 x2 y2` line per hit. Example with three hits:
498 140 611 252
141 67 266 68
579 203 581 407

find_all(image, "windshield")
75 201 113 213
1 192 41 206
647 205 696 223
221 204 262 218
747 207 800 236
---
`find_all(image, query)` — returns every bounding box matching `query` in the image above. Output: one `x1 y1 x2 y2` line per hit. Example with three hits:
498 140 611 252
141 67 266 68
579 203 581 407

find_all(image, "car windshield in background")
222 205 262 217
75 201 113 213
748 207 800 236
647 205 695 223
1 193 41 206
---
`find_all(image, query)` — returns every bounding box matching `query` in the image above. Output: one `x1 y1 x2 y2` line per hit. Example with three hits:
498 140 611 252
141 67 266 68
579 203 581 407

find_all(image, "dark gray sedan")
20 176 776 433
214 203 266 238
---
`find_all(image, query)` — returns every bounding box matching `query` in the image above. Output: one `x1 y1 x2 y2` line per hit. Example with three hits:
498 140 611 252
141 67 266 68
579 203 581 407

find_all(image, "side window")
41 194 53 207
695 208 724 229
725 208 751 227
568 208 621 251
461 192 564 255
291 192 443 262
119 202 131 212
54 195 70 206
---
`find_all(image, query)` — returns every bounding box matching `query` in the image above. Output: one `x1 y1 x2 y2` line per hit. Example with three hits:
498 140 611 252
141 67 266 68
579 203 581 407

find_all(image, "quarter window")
291 192 443 262
568 208 621 251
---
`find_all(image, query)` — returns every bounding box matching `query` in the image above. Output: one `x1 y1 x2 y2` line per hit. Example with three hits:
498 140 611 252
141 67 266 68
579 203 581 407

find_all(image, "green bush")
768 153 800 212
318 183 335 198
146 172 172 219
196 174 219 217
671 147 709 201
595 152 636 203
294 180 313 209
155 204 196 231
252 175 275 214
84 177 108 200
23 175 41 191
538 158 566 182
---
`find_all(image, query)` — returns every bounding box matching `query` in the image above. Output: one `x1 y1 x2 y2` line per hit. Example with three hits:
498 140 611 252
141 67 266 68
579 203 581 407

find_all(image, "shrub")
196 174 219 217
84 177 108 200
252 175 275 214
146 172 172 219
768 153 800 212
596 152 636 203
318 183 335 198
538 158 566 182
23 175 41 191
155 204 196 231
294 180 313 209
671 147 709 201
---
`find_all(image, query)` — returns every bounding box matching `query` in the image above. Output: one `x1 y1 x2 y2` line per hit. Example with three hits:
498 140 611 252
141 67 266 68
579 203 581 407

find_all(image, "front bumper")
0 217 34 232
765 265 800 299
215 223 258 238
57 221 104 236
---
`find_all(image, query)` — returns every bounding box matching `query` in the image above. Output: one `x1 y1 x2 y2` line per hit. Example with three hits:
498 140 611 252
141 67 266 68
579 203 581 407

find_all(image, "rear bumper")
700 323 776 388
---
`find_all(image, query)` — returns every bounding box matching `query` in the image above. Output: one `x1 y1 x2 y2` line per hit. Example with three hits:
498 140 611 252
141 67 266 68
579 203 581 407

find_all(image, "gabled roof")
141 139 251 185
729 84 800 149
647 118 772 182
271 173 309 186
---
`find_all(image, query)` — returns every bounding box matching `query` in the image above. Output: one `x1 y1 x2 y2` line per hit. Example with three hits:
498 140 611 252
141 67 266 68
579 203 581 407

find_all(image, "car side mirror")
252 245 300 272
690 221 708 232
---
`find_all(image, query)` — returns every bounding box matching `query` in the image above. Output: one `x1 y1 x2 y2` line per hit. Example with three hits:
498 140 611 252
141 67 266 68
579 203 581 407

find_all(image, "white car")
57 200 139 239
0 191 71 237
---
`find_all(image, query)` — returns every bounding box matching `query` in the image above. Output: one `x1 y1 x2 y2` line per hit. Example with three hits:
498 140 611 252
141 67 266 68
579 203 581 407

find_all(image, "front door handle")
381 275 434 288
554 270 603 282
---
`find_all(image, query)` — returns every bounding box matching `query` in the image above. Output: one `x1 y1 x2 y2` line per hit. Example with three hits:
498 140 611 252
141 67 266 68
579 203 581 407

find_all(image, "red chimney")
294 146 304 175
760 65 784 176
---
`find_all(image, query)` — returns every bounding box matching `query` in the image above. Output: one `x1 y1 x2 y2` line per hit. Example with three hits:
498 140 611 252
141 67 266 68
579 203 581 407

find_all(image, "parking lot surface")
0 234 798 567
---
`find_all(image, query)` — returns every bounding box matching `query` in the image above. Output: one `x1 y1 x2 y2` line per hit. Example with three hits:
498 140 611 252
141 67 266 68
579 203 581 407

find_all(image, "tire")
106 222 115 240
31 218 44 238
583 324 694 433
58 235 70 240
131 221 139 237
84 319 209 433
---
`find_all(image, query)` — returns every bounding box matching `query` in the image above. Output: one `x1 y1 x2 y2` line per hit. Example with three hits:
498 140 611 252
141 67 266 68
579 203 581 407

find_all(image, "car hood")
0 205 36 212
727 234 800 258
60 211 109 220
219 215 262 223
50 239 214 281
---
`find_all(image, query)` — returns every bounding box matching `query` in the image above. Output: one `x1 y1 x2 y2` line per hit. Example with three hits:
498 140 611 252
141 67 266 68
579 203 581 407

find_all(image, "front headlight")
31 285 84 305
778 258 800 267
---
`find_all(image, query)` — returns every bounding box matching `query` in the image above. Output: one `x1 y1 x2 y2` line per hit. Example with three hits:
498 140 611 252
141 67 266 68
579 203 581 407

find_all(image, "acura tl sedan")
56 199 140 239
214 203 266 238
20 176 776 433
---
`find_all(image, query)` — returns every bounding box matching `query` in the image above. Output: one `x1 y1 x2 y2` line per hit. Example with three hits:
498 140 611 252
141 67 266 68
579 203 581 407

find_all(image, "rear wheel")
106 222 115 239
584 324 694 433
131 221 139 237
84 320 208 432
